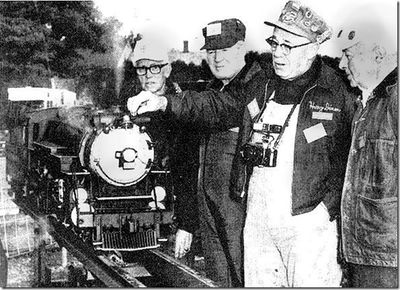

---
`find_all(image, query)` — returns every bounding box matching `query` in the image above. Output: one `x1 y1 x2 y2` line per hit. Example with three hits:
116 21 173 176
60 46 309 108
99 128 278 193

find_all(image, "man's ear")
164 64 172 78
373 44 387 63
236 40 247 53
306 42 320 60
236 40 245 48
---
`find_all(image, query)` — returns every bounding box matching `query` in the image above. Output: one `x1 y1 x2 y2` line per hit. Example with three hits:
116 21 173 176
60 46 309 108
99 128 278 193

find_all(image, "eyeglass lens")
136 65 165 76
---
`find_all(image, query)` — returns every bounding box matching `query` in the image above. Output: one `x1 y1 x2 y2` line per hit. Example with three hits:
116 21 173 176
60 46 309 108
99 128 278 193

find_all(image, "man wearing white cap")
239 1 357 286
127 18 269 287
130 35 173 96
336 20 398 288
126 34 181 183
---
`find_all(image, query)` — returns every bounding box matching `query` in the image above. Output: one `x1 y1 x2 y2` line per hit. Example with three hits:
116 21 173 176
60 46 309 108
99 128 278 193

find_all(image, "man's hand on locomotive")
127 91 168 116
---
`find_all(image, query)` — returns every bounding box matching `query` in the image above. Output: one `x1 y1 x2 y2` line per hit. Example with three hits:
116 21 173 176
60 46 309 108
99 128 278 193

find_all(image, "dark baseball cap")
201 18 246 50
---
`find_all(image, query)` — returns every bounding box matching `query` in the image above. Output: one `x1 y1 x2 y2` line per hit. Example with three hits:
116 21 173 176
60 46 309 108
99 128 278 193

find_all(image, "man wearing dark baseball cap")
174 17 254 287
127 17 269 287
242 0 357 287
199 18 247 83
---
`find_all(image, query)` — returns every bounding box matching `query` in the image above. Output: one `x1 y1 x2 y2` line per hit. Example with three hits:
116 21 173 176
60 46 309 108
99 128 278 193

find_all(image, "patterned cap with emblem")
264 1 332 44
201 18 246 50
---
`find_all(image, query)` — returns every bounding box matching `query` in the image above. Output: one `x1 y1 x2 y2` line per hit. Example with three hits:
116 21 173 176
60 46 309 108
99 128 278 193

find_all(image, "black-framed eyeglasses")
135 63 168 76
266 37 312 55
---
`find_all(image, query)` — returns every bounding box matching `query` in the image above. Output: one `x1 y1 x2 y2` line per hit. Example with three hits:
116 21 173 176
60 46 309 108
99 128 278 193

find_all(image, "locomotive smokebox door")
88 125 154 187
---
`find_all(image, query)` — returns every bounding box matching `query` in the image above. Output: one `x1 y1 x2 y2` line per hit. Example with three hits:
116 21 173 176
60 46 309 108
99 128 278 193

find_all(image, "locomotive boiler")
6 98 174 252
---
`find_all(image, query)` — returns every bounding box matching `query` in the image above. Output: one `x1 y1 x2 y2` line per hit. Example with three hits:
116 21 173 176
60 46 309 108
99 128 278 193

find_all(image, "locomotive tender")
6 88 174 252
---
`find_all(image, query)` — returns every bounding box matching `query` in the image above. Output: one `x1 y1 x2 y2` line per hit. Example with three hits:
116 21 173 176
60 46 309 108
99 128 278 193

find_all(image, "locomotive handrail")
33 140 68 150
95 196 153 200
60 171 91 176
149 170 171 174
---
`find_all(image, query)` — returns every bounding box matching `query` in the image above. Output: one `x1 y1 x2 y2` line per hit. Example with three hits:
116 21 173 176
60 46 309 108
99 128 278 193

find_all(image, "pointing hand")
127 91 168 116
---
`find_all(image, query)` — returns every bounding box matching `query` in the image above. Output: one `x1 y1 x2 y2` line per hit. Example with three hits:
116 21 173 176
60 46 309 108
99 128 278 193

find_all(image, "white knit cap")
130 34 169 65
333 5 396 56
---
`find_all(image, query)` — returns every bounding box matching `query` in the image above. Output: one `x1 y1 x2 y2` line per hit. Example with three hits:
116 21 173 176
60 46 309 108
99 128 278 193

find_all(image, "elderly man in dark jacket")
233 1 357 286
336 18 398 288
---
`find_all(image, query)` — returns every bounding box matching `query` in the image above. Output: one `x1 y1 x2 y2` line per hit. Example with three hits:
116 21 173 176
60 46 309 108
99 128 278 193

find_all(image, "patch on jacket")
303 123 327 143
312 111 333 120
247 98 260 119
309 101 341 113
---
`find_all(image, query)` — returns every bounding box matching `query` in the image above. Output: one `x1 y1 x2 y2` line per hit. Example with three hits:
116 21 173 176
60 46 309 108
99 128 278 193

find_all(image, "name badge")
206 23 221 36
303 123 327 143
247 98 260 120
229 127 239 133
312 111 333 120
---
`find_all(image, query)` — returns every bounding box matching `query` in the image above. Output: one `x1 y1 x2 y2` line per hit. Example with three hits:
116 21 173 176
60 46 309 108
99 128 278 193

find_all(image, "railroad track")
12 195 217 287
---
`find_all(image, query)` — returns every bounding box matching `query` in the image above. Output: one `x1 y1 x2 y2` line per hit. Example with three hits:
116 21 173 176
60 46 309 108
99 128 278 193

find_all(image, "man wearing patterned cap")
127 18 269 287
336 16 398 288
239 0 357 286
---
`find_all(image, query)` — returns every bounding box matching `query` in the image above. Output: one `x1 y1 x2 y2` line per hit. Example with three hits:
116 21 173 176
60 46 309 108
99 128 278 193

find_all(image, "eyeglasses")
266 37 312 55
135 64 168 76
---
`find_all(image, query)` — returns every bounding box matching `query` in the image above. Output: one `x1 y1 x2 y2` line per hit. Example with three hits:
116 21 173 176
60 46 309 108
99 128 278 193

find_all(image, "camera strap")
250 89 298 150
249 79 318 152
272 83 318 149
272 102 298 150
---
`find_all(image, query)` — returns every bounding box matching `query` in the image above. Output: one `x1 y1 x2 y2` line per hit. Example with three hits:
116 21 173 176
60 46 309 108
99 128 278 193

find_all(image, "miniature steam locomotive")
6 97 174 252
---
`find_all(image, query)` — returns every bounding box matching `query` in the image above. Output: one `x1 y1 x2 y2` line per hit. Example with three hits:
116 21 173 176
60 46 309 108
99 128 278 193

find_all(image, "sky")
94 0 398 57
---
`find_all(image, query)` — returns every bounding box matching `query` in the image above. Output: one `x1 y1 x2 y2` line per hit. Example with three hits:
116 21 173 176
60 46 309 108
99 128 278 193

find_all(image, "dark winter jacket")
232 57 357 219
341 68 398 267
167 56 357 220
167 60 268 233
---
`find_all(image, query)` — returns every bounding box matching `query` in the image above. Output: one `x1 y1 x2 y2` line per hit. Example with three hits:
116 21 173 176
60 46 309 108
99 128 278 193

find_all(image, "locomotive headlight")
71 203 95 227
70 187 88 204
151 186 166 202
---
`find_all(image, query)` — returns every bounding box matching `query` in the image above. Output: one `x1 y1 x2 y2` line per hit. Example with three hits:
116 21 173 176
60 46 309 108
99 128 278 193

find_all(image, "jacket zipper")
299 83 317 110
